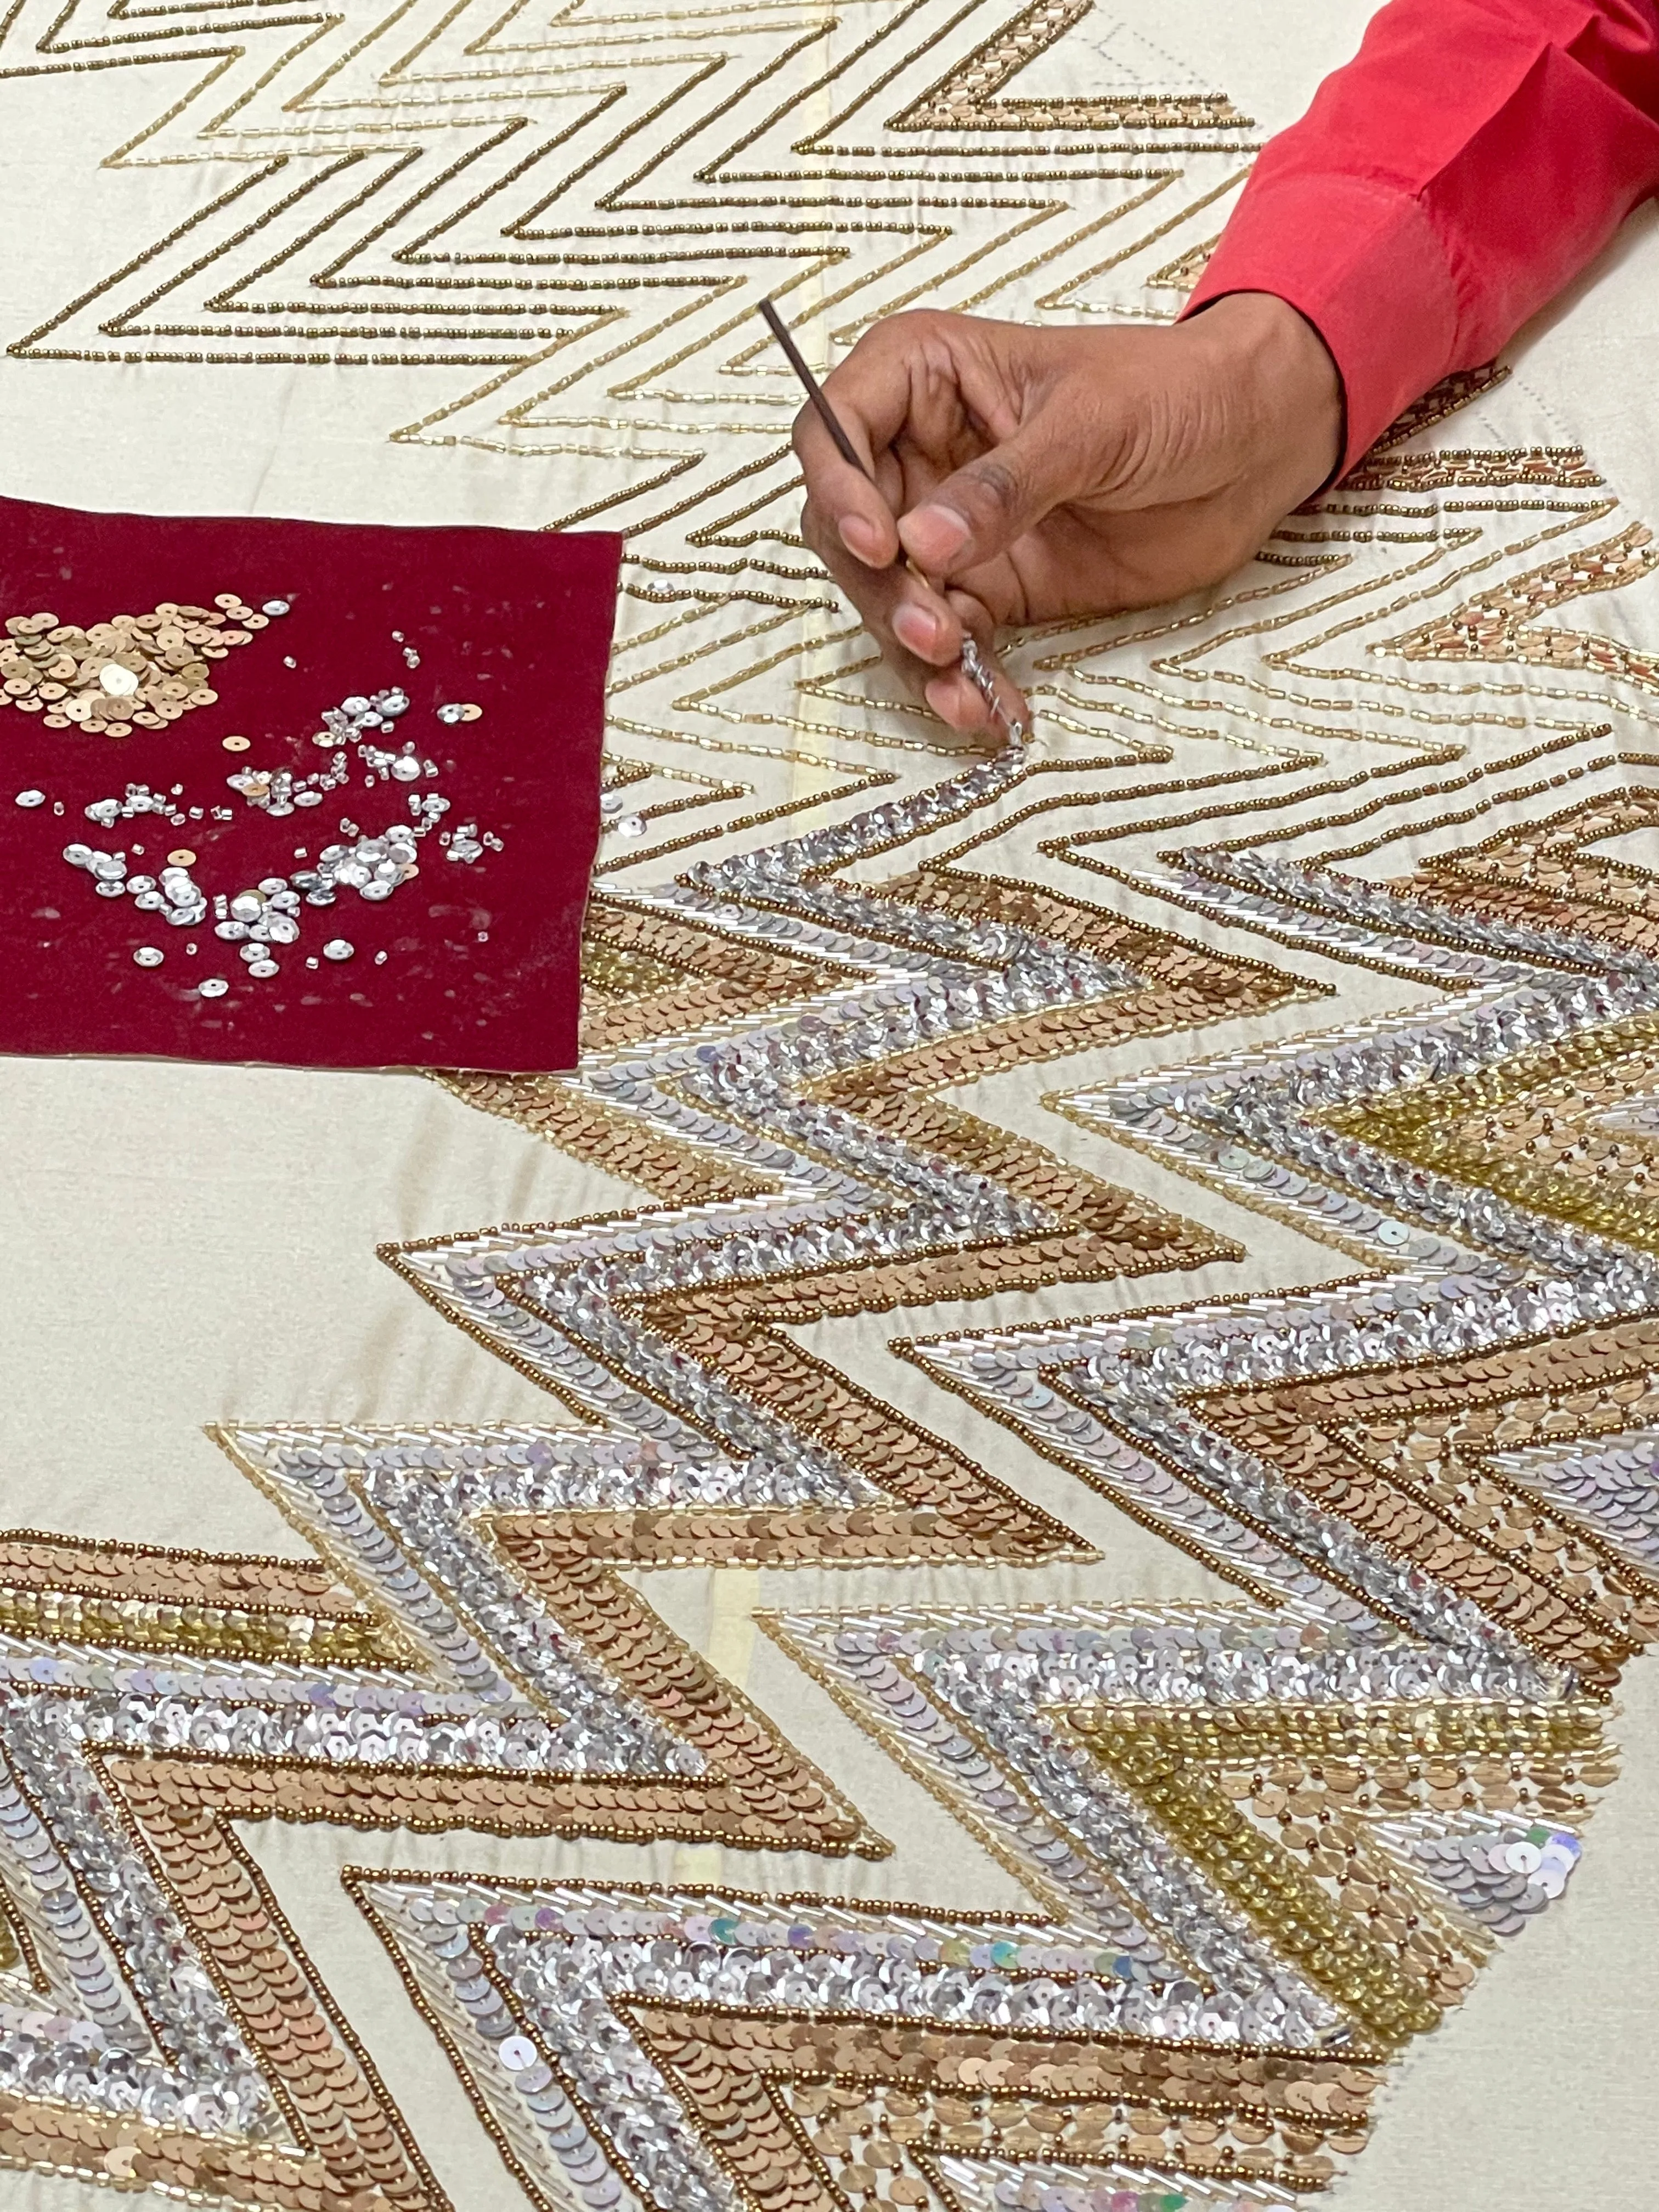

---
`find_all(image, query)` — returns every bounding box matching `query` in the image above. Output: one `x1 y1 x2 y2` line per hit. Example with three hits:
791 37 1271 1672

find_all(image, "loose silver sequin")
132 947 163 969
262 600 291 617
197 978 229 999
323 939 354 961
14 789 44 808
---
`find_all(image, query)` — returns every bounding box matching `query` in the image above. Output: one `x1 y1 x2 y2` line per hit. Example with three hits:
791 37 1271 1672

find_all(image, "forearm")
1186 0 1659 470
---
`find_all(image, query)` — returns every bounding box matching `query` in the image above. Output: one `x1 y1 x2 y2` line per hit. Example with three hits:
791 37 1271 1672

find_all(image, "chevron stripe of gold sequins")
579 936 695 1009
1195 1323 1659 1687
1322 1011 1659 1257
483 1513 883 1849
1062 1701 1610 2049
0 2102 421 2208
0 1531 398 1666
626 2009 1378 2196
578 899 855 1045
446 1077 781 1205
1414 781 1659 950
75 1754 441 2209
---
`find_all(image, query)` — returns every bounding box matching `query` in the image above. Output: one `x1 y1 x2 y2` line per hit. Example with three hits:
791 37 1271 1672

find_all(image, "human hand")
794 292 1342 734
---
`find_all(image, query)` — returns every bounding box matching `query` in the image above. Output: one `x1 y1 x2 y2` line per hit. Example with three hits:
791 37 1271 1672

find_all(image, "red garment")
1186 0 1659 472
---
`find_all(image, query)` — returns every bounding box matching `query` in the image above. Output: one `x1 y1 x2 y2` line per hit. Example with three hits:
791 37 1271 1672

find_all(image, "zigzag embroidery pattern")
7 2 1659 2208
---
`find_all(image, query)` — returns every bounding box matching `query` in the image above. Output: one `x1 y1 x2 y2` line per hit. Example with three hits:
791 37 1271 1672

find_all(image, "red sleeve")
1184 0 1659 472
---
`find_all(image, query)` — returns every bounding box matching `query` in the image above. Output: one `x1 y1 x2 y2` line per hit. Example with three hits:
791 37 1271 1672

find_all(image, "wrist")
1182 290 1344 498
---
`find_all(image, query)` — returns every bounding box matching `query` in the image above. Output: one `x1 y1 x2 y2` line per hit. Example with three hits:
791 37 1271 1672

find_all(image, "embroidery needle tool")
757 295 1026 747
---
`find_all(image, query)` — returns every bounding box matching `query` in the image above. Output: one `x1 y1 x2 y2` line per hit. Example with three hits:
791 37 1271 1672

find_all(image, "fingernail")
839 514 882 564
893 603 940 657
909 504 971 563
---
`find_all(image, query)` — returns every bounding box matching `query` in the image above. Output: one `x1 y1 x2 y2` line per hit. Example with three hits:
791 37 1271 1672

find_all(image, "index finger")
788 318 935 570
791 394 902 572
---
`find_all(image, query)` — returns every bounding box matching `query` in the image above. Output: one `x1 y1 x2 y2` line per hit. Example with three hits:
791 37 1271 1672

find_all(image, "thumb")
896 416 1075 579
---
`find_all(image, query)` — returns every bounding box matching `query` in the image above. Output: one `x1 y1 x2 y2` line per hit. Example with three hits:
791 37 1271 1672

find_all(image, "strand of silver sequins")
0 1702 277 2134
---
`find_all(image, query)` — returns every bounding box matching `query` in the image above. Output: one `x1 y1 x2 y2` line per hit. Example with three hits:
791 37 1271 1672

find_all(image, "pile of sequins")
13 663 504 996
0 597 268 732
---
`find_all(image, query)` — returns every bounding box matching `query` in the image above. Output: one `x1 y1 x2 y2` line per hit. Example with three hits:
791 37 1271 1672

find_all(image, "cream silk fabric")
2 0 1658 2205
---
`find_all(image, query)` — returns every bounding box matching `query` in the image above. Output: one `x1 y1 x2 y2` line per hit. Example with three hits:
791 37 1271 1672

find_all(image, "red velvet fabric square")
0 497 619 1071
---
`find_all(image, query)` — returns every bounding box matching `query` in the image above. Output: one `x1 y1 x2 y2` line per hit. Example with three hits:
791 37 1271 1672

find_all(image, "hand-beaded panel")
5 0 1659 2204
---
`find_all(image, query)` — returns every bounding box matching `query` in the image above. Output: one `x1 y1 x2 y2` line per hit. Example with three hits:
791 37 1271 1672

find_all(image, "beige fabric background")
3 0 1658 2203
